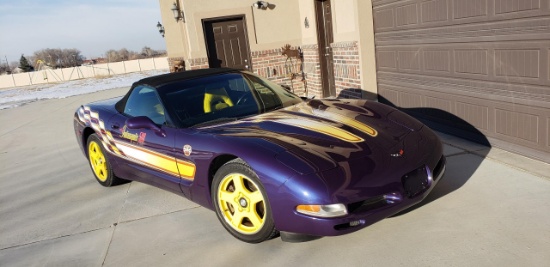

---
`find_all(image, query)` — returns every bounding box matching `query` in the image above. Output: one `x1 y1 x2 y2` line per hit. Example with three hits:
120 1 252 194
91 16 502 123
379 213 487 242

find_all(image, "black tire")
211 159 278 243
86 134 125 187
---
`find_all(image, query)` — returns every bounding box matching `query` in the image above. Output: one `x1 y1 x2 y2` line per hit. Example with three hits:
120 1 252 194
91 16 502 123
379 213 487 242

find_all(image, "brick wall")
251 47 308 97
331 41 362 99
167 42 358 100
187 58 209 70
301 44 323 98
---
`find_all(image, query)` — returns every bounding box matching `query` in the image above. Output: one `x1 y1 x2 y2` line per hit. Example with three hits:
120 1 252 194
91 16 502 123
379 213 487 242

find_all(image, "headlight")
296 204 348 218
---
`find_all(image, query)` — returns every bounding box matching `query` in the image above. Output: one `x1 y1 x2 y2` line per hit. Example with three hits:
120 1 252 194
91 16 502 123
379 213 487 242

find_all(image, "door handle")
111 124 120 129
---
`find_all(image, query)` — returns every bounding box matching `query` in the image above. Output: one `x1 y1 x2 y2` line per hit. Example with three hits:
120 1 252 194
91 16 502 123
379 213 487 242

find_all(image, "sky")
0 0 166 63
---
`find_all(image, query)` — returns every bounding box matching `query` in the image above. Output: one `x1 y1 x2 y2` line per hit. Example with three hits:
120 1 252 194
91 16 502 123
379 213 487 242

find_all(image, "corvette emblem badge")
138 132 146 144
391 149 404 157
183 145 192 156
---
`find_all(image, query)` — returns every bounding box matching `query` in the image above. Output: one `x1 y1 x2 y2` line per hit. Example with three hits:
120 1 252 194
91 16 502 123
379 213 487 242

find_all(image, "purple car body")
74 68 445 242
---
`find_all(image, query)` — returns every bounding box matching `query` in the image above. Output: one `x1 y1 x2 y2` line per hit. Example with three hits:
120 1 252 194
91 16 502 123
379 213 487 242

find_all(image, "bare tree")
33 48 83 68
141 46 154 57
104 47 166 63
141 46 166 57
118 48 130 61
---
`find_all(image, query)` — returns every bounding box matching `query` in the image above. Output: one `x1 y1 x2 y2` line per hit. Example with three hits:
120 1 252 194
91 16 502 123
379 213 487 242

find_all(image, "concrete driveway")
1 88 549 266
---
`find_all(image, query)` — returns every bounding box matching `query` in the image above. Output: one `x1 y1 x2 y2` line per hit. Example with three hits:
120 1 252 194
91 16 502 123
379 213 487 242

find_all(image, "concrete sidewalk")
1 89 549 266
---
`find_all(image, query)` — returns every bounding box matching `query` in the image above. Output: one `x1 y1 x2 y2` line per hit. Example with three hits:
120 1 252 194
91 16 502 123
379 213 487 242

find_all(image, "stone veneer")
167 41 361 99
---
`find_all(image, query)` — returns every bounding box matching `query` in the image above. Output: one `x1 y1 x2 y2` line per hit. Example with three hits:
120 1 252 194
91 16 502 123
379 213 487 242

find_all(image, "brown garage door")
372 0 550 163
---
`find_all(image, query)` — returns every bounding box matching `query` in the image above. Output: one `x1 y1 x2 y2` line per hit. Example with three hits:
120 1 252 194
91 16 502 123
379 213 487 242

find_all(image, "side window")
124 86 166 125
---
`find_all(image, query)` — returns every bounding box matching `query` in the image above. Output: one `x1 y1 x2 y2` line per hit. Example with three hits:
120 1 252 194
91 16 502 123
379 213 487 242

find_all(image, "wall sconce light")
252 1 269 9
171 2 185 22
157 21 165 37
304 17 309 28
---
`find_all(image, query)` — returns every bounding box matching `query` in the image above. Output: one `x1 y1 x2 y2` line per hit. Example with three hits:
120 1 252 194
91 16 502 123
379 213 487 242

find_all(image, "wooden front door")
315 0 336 97
203 16 251 70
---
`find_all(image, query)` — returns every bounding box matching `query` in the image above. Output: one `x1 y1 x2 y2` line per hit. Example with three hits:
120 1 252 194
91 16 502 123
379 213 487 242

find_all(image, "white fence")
0 57 169 89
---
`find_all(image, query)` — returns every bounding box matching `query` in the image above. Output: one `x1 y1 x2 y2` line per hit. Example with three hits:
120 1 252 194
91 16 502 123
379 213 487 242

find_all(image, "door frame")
202 15 252 71
314 0 336 97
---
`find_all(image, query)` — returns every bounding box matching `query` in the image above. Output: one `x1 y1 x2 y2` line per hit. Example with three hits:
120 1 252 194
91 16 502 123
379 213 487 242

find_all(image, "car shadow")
337 89 491 215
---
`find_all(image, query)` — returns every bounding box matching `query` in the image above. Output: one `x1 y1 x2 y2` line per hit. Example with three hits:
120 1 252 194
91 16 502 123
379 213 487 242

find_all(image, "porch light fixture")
171 2 185 22
252 1 269 9
156 21 165 37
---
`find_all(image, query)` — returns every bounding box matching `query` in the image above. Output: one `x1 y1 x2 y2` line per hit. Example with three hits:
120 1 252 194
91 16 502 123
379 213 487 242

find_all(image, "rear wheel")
212 159 278 243
87 134 124 187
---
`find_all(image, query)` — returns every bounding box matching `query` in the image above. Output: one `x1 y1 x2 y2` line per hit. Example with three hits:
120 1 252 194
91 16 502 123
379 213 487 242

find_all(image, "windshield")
158 72 302 128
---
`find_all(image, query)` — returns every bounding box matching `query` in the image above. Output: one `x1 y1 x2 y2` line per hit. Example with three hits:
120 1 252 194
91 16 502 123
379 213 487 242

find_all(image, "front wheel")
212 159 278 243
87 134 125 187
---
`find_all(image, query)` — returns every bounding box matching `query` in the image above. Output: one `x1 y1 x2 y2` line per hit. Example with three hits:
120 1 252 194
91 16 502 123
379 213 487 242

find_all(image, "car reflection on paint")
74 68 445 243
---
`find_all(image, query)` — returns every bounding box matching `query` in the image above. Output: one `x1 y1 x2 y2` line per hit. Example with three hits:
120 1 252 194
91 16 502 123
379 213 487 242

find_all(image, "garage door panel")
379 84 550 154
376 50 398 69
494 0 546 16
374 0 549 33
375 41 550 87
421 0 450 24
378 84 494 132
494 108 540 144
423 49 452 73
453 0 489 21
456 101 490 130
377 72 550 108
375 17 550 45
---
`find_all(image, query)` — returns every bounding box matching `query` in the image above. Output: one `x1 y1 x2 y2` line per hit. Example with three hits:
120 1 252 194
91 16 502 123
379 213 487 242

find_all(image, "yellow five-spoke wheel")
212 159 278 243
87 134 122 187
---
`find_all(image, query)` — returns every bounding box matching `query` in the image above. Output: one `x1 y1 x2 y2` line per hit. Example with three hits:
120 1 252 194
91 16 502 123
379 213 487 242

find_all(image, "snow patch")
0 70 168 110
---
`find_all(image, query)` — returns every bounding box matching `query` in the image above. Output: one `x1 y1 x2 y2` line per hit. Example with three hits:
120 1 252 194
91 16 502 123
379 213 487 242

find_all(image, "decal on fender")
183 145 192 156
121 125 139 142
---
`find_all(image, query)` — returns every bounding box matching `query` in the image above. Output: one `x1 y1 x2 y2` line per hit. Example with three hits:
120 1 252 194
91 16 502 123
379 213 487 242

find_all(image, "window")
124 86 166 125
157 72 301 128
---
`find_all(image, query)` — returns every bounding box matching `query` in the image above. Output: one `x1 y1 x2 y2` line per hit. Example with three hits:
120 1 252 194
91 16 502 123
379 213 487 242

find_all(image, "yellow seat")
204 87 234 113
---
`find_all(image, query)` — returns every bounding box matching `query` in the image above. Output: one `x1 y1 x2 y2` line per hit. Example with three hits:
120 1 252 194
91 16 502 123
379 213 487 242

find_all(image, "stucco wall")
332 0 359 43
160 0 304 59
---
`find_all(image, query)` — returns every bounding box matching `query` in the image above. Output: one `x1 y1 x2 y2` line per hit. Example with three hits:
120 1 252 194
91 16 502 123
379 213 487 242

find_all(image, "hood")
204 99 423 174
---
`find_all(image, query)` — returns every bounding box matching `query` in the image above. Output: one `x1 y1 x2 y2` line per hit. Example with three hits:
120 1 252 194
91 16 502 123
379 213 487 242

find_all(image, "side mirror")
126 116 166 137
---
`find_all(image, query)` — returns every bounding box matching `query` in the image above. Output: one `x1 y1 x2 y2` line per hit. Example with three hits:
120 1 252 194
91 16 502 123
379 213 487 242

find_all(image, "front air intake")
402 166 430 198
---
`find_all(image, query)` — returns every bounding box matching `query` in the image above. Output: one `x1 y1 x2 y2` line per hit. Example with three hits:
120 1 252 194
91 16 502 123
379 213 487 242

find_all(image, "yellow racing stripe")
314 110 378 137
115 142 196 180
276 118 364 143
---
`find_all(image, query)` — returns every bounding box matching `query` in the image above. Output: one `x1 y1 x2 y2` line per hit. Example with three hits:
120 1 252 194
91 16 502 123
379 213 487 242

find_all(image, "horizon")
0 0 166 64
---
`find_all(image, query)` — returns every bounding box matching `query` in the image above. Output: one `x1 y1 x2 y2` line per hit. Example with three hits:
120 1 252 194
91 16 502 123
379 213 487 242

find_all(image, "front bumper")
278 156 446 240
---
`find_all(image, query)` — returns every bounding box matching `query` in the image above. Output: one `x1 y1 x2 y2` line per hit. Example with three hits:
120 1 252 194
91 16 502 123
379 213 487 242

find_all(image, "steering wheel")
235 93 251 106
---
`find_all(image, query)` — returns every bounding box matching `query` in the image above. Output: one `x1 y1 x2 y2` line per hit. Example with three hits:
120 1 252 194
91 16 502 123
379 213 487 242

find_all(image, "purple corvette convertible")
74 68 445 243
